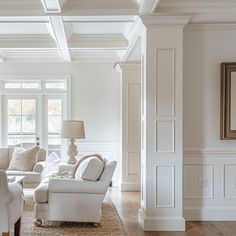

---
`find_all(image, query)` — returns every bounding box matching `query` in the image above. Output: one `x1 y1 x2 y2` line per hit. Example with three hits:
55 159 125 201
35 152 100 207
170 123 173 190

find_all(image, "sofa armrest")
49 178 107 194
33 161 47 173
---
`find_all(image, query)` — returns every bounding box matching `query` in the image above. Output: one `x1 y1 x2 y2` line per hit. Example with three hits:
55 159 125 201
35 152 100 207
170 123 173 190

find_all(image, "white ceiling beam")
139 0 160 13
48 16 71 62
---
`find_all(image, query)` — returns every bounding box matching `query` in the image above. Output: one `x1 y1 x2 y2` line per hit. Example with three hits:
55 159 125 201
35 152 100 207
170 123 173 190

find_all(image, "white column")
139 15 190 231
116 62 141 191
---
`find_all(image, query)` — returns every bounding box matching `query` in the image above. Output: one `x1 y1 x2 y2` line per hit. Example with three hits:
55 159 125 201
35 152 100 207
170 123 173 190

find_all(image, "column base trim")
120 182 140 191
138 208 186 231
184 207 236 221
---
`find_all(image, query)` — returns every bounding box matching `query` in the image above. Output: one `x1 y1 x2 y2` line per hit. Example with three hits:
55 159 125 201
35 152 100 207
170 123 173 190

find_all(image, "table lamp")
61 120 85 164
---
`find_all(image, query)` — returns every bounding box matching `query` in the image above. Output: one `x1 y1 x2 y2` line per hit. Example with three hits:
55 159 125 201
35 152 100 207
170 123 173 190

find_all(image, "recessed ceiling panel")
69 22 133 35
0 23 49 34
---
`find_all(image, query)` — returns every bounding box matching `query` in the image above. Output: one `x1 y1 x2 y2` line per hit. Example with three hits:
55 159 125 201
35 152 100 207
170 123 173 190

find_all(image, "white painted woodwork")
156 49 175 116
156 121 175 153
48 16 71 62
155 165 175 207
224 164 236 199
138 15 190 231
115 62 141 192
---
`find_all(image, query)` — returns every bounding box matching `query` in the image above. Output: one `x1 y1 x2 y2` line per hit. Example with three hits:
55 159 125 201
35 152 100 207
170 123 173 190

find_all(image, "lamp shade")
61 120 85 139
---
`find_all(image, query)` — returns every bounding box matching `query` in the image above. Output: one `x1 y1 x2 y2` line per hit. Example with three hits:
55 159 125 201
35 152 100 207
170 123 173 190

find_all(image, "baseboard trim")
120 182 140 191
184 207 236 221
138 208 186 231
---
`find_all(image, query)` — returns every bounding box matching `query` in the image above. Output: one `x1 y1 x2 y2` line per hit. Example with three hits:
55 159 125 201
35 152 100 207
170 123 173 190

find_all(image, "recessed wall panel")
128 152 140 176
156 49 175 116
128 83 141 144
184 164 213 199
156 121 175 153
224 164 236 199
156 166 175 207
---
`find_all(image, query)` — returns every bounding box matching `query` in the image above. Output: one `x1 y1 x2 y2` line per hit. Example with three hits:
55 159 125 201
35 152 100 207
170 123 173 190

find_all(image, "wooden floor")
109 188 236 236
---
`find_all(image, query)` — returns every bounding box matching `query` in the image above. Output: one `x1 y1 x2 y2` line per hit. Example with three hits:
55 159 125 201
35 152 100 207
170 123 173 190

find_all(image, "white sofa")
0 148 47 188
34 158 117 225
0 170 23 236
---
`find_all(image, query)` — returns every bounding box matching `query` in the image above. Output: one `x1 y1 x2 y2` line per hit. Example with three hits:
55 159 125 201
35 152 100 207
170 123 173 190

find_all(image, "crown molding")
185 23 236 33
140 14 191 26
114 60 141 72
190 13 236 23
0 48 61 63
156 0 236 15
122 16 144 61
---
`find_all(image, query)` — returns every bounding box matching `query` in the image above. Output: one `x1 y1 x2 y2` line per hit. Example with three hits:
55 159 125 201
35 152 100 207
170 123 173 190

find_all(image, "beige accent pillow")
8 146 40 171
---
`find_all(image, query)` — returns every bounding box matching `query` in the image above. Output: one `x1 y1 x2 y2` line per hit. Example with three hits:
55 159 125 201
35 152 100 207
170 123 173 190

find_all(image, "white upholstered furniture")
0 147 47 188
34 158 117 225
0 170 23 236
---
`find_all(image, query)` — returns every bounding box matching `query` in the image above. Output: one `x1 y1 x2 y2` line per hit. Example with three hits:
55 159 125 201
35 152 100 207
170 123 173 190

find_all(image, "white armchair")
0 170 23 236
34 158 117 226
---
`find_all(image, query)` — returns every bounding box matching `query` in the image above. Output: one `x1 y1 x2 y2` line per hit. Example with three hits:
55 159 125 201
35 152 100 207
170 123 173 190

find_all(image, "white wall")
183 25 236 220
0 62 121 184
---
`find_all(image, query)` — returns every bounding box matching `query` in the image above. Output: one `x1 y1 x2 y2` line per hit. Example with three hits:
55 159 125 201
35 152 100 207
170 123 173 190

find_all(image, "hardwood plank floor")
109 188 236 236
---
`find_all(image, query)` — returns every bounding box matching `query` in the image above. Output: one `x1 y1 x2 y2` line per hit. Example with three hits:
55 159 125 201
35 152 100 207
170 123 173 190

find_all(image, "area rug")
20 194 128 236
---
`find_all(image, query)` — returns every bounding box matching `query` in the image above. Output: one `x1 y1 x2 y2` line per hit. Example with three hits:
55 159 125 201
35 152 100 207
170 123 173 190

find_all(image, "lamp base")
67 138 78 164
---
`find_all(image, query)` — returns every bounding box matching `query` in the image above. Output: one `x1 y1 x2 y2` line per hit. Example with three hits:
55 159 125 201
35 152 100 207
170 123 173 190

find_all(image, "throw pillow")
71 154 105 181
8 146 40 171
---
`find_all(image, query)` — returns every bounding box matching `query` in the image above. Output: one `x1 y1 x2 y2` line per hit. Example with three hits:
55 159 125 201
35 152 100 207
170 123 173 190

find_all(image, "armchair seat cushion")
6 171 41 184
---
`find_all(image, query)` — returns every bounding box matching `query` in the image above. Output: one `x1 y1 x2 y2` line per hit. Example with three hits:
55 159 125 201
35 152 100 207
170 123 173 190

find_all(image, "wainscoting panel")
127 151 140 176
224 164 236 199
156 49 175 117
184 148 236 220
184 164 213 199
128 83 141 145
155 165 175 207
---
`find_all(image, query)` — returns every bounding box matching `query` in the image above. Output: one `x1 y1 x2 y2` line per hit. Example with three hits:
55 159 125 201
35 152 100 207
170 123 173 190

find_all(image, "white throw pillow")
8 146 39 171
75 157 104 181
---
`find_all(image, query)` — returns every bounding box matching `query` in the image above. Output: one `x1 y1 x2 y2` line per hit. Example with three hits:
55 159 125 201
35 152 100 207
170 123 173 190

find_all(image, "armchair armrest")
49 178 107 194
33 161 47 173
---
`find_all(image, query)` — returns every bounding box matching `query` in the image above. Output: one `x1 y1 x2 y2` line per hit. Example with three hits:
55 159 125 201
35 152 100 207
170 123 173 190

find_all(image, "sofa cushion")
8 146 39 171
75 156 104 181
0 148 11 169
34 181 49 203
6 170 41 184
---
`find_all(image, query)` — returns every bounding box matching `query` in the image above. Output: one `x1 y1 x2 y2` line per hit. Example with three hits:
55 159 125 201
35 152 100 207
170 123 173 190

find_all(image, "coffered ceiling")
0 0 236 63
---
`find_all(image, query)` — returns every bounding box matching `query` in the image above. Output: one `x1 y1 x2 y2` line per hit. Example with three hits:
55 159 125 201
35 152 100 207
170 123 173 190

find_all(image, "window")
0 76 70 158
47 99 63 156
7 98 37 148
